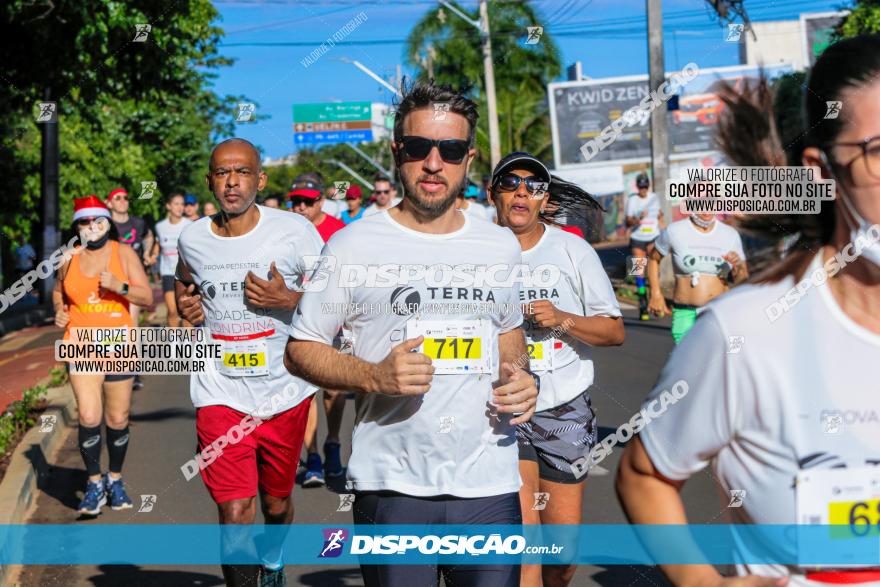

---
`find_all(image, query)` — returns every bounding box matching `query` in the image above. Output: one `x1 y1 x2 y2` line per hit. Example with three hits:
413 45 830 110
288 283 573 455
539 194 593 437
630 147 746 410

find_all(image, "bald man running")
175 138 323 587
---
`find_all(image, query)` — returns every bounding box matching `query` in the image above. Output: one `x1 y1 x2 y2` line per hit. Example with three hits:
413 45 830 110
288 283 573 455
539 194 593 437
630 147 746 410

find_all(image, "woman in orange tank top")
52 195 151 515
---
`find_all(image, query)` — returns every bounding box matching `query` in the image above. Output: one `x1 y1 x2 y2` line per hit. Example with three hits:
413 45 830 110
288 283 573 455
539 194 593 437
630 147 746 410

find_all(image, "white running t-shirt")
520 226 621 412
154 217 191 277
639 252 880 585
625 192 662 241
655 218 746 278
290 210 524 498
177 205 323 417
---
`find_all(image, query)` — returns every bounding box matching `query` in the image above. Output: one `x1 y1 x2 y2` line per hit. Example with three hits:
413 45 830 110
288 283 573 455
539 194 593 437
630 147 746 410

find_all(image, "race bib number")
796 466 880 567
638 218 658 235
406 318 491 374
212 331 271 377
526 336 554 372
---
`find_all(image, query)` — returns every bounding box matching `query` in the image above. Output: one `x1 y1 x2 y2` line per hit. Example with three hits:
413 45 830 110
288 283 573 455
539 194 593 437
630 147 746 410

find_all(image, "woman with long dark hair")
490 152 625 587
53 195 152 515
617 34 880 585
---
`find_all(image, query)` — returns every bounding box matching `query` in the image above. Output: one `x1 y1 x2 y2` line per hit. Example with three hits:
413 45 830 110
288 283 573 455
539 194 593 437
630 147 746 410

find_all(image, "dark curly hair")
393 79 479 147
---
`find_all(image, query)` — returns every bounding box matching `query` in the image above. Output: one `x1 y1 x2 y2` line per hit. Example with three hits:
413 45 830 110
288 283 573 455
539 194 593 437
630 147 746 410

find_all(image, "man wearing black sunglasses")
287 81 538 587
363 174 402 217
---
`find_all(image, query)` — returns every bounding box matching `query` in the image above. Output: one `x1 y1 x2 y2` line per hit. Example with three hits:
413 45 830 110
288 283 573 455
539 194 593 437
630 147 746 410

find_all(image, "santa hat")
73 195 112 221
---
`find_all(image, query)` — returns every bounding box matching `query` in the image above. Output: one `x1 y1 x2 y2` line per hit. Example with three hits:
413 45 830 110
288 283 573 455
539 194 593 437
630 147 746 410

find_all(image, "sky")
210 0 849 159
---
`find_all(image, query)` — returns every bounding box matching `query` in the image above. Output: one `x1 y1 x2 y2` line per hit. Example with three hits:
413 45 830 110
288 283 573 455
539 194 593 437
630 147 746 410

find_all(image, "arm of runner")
493 329 538 425
244 262 302 311
537 242 623 346
647 246 670 317
52 271 69 328
284 337 434 396
142 226 155 266
525 300 624 346
725 233 749 284
108 244 152 306
145 237 159 266
174 258 204 326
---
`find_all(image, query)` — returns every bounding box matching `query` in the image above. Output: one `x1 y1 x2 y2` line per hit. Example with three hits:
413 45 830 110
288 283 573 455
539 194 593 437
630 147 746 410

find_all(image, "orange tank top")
63 241 133 339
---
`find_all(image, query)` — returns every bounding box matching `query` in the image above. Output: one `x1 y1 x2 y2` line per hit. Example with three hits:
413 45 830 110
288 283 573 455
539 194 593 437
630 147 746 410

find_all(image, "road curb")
0 380 76 587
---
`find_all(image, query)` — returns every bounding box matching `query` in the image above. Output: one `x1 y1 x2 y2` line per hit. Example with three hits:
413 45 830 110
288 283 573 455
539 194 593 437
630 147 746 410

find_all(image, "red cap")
288 187 321 200
73 195 112 221
345 184 363 200
108 188 128 201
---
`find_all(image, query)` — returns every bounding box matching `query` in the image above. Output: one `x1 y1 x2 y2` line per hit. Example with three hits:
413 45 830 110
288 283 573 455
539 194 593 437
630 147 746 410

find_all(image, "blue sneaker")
302 453 325 487
323 442 345 478
105 475 133 510
78 479 106 515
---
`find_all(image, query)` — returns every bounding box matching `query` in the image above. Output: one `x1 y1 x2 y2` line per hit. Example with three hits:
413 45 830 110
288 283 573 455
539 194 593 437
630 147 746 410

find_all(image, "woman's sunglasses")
397 136 469 164
77 217 108 226
494 174 549 199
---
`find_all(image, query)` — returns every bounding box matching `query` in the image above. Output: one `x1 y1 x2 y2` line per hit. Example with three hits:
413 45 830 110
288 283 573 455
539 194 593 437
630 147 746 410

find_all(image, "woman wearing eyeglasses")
53 195 152 516
490 152 625 587
617 35 880 586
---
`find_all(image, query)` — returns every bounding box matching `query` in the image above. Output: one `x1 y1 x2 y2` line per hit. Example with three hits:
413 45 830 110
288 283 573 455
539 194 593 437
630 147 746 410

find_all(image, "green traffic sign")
293 102 371 123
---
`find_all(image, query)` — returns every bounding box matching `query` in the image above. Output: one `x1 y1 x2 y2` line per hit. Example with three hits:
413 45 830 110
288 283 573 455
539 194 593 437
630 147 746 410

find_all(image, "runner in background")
176 138 323 587
321 185 344 218
262 195 281 209
183 194 201 221
148 193 191 327
618 34 880 586
203 201 219 217
491 153 624 587
107 187 152 389
288 180 347 487
363 174 401 217
286 81 539 587
646 213 748 343
339 183 365 224
625 173 663 321
456 182 491 220
54 195 152 515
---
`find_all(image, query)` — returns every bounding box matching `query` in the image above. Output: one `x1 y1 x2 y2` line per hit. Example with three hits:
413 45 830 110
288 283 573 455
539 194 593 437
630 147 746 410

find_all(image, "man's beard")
401 173 466 219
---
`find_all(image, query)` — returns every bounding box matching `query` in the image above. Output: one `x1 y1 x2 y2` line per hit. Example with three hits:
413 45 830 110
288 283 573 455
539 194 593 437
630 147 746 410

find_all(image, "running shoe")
640 312 651 321
302 453 325 487
260 566 286 587
78 479 106 515
323 442 345 478
105 475 134 510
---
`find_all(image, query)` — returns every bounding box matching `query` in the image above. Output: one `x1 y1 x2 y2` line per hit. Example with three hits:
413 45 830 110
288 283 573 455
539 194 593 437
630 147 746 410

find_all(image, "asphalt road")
13 306 730 587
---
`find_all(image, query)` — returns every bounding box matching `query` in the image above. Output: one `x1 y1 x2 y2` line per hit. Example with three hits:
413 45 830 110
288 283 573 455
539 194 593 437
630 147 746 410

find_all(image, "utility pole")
439 0 501 167
647 0 669 223
479 0 501 167
40 90 60 307
647 0 673 289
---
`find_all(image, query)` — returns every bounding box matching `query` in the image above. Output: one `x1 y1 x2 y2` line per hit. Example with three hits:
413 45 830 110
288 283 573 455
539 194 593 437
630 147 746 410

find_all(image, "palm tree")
405 1 562 174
